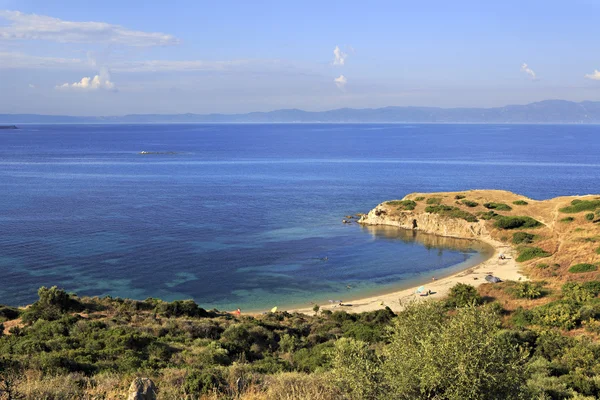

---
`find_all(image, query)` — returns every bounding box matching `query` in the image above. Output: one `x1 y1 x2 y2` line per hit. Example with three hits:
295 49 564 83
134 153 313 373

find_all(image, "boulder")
127 378 157 400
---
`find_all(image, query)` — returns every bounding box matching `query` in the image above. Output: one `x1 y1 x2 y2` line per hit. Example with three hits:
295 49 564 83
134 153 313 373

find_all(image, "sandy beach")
289 235 526 314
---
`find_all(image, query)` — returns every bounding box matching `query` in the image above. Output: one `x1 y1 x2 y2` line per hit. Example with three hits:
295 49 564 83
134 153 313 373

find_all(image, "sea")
1 123 598 310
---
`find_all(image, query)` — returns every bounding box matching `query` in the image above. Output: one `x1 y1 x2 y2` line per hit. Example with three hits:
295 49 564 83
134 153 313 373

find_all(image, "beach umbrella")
270 306 278 313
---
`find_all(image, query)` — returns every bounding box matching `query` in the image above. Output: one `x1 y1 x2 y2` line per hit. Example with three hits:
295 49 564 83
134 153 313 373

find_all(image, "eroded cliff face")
358 202 488 240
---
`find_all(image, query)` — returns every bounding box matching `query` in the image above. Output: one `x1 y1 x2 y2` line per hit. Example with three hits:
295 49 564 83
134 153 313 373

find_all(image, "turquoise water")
0 123 598 310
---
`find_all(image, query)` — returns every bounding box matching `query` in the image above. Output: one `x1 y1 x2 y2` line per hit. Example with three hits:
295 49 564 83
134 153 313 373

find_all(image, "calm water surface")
0 124 598 310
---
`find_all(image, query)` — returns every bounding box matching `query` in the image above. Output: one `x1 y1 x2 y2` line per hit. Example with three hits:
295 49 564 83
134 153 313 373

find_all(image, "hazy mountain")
2 100 600 124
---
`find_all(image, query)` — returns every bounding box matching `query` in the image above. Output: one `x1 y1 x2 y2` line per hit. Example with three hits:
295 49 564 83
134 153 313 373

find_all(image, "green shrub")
532 301 580 330
184 368 227 396
560 217 575 223
454 194 466 200
506 281 544 299
461 200 478 207
585 213 595 221
511 307 534 327
479 211 499 220
513 200 529 206
536 263 549 269
0 305 20 321
387 200 417 211
559 199 600 213
426 197 442 205
22 286 83 323
484 202 512 211
154 299 209 318
568 263 598 273
446 283 483 307
512 232 535 244
425 205 478 222
561 282 595 303
494 216 542 229
414 196 425 201
516 247 551 262
596 246 600 255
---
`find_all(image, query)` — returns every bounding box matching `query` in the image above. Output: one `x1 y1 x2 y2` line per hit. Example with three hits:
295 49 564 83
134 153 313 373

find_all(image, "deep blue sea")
1 124 599 310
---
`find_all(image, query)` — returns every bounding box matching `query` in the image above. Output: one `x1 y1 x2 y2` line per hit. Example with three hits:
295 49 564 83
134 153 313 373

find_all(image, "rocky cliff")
358 201 488 240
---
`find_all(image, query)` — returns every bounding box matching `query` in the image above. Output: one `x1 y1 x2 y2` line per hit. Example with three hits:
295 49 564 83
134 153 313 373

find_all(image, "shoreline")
288 233 525 314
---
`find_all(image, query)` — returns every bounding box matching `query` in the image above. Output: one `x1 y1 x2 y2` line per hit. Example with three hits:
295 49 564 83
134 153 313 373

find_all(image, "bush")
22 286 83 323
562 283 595 303
568 263 598 273
184 368 226 396
536 263 549 269
454 194 466 200
425 205 478 222
446 283 482 307
507 281 544 299
560 217 575 223
512 232 535 244
494 216 542 229
532 301 580 330
559 199 600 213
479 211 499 220
154 299 209 318
461 199 479 207
414 196 425 201
596 246 600 255
585 213 595 221
426 197 442 205
516 247 551 262
0 306 20 321
513 200 529 206
484 202 512 211
387 200 417 211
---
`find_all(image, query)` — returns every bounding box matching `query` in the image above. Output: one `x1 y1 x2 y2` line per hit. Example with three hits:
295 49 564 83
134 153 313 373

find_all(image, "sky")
1 0 600 116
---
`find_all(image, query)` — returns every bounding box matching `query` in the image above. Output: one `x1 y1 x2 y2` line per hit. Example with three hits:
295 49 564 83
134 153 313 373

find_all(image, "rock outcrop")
359 202 488 239
127 378 157 400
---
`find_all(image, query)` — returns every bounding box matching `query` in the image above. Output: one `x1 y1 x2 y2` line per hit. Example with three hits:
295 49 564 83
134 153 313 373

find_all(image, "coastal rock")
127 378 157 400
359 203 488 239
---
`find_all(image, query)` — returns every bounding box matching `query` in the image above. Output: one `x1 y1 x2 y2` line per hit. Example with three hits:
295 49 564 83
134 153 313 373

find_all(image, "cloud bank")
334 74 347 89
521 63 537 80
333 46 347 66
57 70 116 91
0 10 178 46
584 70 600 81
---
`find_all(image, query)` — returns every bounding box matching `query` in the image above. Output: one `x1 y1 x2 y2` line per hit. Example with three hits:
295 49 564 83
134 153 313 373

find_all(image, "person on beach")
236 308 241 316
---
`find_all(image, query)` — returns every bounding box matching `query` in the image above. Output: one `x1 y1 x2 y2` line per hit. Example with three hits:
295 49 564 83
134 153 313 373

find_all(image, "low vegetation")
483 202 512 211
512 231 535 244
414 196 425 201
568 263 598 273
424 205 478 222
461 199 478 207
586 212 595 221
386 200 416 211
426 197 442 205
454 194 466 199
516 246 551 262
513 200 529 206
559 199 600 213
560 216 575 223
494 216 542 229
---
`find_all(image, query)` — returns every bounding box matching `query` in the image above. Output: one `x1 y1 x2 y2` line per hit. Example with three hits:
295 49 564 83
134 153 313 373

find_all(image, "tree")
382 301 528 399
331 337 383 400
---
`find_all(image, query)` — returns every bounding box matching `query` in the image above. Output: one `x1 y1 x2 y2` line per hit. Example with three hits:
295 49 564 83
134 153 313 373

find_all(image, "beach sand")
289 235 525 314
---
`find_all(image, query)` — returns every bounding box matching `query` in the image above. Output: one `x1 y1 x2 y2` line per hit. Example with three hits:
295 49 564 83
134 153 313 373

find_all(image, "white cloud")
57 69 116 91
333 46 347 66
28 83 35 88
334 74 347 89
521 63 537 80
0 10 178 46
584 69 600 80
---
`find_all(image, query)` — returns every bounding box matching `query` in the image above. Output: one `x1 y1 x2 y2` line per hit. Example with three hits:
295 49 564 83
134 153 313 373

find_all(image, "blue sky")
1 0 599 115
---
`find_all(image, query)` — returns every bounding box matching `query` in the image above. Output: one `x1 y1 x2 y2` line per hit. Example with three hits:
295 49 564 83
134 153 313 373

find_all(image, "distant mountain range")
3 100 600 124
